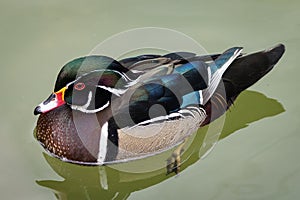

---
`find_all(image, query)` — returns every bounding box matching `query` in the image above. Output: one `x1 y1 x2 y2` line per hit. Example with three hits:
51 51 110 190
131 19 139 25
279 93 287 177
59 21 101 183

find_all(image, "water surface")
1 0 299 199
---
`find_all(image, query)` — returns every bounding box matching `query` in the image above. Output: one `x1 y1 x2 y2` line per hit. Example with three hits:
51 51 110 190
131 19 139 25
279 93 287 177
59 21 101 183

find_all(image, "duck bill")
34 87 67 115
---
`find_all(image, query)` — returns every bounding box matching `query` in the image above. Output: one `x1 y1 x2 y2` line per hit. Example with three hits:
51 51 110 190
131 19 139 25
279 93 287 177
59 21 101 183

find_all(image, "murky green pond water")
1 0 299 199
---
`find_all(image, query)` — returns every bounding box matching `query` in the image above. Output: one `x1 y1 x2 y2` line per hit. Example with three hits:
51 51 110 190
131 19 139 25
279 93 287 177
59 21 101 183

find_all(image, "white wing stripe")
202 48 243 104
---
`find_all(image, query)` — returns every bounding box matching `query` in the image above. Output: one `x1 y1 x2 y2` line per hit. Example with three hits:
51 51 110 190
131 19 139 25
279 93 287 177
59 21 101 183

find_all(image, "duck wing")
112 64 208 128
112 47 243 128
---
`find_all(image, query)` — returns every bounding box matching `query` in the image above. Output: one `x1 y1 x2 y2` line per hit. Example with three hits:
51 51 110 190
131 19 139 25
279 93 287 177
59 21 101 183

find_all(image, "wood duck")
34 44 285 170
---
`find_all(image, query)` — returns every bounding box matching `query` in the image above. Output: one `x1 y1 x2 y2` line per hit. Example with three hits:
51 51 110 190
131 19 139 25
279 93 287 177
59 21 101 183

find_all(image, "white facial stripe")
96 85 127 97
83 91 93 109
71 101 110 113
91 69 132 81
81 69 132 81
73 101 110 113
66 69 132 89
66 79 76 88
70 91 110 113
97 122 108 164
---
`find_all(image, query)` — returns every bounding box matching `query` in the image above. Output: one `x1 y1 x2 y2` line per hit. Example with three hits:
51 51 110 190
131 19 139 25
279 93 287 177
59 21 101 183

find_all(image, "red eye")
74 82 85 90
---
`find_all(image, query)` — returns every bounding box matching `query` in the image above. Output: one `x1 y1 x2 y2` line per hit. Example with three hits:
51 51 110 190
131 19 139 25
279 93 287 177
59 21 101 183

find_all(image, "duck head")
34 56 135 115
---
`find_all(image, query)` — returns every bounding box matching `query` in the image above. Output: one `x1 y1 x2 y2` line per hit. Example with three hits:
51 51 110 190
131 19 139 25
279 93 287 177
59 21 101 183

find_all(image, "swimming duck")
34 44 285 171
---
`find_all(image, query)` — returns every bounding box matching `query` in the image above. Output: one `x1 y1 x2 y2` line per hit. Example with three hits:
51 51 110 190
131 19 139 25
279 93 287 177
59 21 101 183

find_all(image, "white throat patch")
71 91 110 113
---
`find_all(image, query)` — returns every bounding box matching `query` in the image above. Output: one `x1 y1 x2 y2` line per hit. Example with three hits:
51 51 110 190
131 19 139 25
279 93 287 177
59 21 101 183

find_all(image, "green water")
1 0 299 199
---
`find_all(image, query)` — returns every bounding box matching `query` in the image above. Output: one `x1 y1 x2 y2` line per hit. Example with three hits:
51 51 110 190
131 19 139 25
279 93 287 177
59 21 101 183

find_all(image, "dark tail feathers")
223 43 285 100
202 44 285 126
